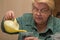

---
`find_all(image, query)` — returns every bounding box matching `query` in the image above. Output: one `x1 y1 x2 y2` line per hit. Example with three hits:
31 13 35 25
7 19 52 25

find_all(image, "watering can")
4 19 27 33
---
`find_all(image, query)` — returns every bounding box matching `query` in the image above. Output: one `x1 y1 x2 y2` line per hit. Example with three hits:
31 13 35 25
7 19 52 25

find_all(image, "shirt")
16 13 60 40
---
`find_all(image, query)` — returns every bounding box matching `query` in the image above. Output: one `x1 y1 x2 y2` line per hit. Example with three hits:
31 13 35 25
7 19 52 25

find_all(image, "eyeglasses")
32 6 50 14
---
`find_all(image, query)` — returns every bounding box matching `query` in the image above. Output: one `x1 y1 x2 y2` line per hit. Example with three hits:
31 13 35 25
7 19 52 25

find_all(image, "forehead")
33 2 49 9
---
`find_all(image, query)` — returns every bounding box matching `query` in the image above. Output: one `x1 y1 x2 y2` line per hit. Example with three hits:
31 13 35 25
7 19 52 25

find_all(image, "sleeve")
53 17 60 33
16 16 23 30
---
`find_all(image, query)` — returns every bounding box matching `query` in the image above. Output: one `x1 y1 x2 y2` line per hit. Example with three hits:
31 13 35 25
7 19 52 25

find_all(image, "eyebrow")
32 5 38 9
32 5 49 10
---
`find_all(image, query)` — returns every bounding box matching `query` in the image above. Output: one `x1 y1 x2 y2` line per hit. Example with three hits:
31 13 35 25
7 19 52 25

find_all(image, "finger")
24 38 33 40
34 38 39 40
4 16 7 20
4 14 9 20
8 12 12 20
5 10 15 20
24 37 35 40
26 37 39 40
4 11 10 20
11 11 15 19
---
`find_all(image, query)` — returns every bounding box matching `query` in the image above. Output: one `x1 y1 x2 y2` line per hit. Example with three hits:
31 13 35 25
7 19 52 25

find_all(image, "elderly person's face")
32 2 52 24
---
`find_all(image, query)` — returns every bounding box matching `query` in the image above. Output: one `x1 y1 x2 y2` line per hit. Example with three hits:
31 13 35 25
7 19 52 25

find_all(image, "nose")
37 10 42 16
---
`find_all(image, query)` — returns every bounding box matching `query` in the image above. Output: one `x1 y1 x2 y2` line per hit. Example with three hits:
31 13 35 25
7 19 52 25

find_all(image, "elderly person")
1 0 60 40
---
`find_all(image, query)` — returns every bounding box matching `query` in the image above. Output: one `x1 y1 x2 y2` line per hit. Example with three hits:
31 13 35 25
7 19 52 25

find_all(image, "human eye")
41 9 49 13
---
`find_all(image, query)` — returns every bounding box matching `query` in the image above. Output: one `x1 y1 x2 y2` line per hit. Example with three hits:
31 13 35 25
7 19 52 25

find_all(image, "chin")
35 20 43 24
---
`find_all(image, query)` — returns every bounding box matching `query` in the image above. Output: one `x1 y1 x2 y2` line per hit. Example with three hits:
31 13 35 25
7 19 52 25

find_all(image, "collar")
32 16 54 33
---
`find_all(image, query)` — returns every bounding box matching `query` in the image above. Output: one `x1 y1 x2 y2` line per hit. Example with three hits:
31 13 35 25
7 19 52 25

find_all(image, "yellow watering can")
4 19 27 33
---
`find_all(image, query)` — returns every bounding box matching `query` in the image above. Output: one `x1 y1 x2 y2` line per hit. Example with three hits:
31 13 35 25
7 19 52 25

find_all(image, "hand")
24 37 39 40
4 10 15 20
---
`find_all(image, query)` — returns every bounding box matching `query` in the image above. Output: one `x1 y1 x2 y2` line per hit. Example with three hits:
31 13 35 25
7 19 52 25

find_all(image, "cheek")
32 12 36 17
42 14 50 20
33 13 37 22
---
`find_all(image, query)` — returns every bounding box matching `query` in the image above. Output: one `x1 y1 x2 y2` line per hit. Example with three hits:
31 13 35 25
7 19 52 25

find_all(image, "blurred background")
0 0 60 40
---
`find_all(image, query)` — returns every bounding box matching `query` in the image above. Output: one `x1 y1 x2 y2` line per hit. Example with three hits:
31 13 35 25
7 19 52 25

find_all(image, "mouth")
35 16 43 20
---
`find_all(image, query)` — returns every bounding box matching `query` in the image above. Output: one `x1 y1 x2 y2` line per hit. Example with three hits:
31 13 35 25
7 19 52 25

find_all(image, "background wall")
0 0 32 40
0 0 60 40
